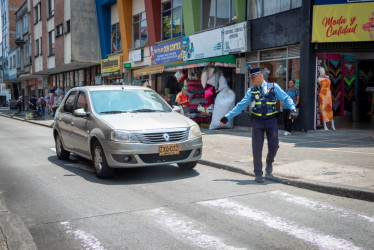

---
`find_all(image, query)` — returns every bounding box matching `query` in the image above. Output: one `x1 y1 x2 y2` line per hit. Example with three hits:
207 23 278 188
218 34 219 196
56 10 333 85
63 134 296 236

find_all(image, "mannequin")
318 67 336 130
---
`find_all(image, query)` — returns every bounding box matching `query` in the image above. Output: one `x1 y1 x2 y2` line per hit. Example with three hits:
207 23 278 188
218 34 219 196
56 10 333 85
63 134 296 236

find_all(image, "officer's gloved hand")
289 110 298 121
219 116 228 124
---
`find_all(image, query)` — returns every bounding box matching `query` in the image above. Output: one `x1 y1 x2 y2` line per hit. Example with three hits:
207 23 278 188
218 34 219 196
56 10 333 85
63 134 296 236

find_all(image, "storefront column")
299 0 316 131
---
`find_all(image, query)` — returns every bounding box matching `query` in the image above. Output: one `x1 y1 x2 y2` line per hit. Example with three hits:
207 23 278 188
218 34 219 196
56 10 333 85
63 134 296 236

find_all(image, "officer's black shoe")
265 164 273 175
255 175 264 183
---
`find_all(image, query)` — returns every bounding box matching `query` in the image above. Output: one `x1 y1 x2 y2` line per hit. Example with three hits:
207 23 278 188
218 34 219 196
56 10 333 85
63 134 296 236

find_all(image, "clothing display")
318 76 334 123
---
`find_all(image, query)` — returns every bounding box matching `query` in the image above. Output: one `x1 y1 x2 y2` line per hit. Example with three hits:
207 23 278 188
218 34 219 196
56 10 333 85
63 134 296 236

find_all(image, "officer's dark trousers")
251 117 279 176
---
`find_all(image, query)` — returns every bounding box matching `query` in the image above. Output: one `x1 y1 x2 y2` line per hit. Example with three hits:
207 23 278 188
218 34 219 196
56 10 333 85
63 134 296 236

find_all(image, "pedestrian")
175 86 190 117
16 96 23 114
281 79 299 136
28 95 38 110
219 67 297 183
38 95 46 117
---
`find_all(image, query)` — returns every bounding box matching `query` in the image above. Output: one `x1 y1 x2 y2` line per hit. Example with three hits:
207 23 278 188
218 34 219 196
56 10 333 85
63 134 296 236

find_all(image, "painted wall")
64 0 71 64
71 0 101 63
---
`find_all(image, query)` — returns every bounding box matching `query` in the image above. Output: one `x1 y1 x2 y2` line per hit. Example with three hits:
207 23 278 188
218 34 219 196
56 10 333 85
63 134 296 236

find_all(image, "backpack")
41 99 46 106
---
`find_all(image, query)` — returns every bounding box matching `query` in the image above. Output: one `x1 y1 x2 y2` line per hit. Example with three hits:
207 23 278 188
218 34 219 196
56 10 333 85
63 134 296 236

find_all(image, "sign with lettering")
222 22 246 54
101 55 121 76
151 39 183 64
312 2 374 42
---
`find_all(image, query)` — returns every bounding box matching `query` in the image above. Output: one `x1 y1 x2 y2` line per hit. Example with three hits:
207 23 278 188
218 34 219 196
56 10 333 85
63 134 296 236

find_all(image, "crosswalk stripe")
61 221 105 250
150 207 246 250
198 198 361 250
270 191 374 223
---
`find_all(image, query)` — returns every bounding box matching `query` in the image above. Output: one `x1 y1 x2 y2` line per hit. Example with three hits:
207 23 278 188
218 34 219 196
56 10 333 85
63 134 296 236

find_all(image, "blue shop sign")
151 39 183 64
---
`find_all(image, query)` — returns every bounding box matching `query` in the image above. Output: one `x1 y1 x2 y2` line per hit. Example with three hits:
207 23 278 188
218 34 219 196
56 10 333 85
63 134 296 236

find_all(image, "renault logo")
163 133 170 142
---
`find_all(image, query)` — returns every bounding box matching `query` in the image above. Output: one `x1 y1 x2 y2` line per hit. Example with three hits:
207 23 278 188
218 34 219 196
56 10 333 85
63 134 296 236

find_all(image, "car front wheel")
177 161 198 170
92 141 113 179
55 133 70 160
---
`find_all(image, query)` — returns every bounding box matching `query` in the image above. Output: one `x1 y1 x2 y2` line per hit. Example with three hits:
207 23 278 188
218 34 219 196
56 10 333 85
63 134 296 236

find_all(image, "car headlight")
188 125 201 139
110 130 140 143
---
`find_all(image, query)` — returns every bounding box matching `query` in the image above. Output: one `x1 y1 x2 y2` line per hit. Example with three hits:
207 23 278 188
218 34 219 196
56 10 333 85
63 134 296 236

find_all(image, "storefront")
312 1 374 129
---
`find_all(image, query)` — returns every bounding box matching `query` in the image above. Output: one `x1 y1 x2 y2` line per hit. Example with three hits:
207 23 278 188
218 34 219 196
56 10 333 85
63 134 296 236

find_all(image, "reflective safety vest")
251 83 278 119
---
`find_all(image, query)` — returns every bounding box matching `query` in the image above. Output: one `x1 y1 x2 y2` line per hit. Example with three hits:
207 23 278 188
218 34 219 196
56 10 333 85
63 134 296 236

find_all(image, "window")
133 12 148 48
16 49 20 68
49 30 55 55
16 21 22 39
9 57 12 68
63 91 77 113
76 92 88 112
40 37 42 55
161 0 183 40
35 39 39 57
24 43 30 65
34 3 41 23
111 22 122 53
65 20 70 33
23 14 28 34
202 0 234 30
48 0 54 18
56 24 63 37
248 0 302 20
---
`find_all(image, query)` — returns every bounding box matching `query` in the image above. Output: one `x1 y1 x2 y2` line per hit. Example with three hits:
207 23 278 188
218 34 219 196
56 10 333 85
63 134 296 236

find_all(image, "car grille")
139 150 192 163
135 130 189 144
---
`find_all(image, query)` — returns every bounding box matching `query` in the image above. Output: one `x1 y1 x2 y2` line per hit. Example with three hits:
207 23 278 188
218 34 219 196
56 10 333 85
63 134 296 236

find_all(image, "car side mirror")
172 105 182 114
74 108 89 117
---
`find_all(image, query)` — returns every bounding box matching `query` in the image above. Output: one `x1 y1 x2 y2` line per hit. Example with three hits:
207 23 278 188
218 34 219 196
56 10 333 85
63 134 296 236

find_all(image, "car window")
91 89 172 114
63 91 77 113
75 91 88 112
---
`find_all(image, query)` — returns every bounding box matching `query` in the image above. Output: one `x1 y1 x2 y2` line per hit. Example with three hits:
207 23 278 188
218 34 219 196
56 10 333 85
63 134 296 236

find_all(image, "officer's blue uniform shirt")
225 81 296 120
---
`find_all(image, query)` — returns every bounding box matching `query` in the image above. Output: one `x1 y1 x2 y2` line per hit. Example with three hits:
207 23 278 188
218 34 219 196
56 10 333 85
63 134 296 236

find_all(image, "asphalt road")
0 116 373 249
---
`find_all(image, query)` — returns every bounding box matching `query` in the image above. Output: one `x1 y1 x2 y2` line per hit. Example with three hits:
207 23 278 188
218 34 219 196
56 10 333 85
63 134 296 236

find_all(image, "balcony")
15 37 25 45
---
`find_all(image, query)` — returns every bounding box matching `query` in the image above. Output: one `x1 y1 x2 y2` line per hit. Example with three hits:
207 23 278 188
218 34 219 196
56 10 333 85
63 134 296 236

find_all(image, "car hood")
97 112 196 131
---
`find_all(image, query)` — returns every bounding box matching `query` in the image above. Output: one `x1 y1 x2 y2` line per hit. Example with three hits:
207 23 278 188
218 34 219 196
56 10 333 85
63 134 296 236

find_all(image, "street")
0 116 373 249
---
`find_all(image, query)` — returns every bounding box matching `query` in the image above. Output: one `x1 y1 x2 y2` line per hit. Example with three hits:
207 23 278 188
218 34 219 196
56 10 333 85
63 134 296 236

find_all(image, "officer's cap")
249 67 262 77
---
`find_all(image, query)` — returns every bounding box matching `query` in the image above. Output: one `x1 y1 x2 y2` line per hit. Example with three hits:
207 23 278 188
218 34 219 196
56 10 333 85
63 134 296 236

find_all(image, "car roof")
71 85 150 92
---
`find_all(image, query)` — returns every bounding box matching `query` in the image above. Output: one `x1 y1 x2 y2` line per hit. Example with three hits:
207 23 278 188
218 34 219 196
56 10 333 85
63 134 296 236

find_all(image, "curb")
0 198 37 250
0 114 53 128
198 159 374 202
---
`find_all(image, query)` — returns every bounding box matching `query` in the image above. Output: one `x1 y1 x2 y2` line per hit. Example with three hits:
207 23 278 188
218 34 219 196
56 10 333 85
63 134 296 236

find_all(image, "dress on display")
318 76 334 122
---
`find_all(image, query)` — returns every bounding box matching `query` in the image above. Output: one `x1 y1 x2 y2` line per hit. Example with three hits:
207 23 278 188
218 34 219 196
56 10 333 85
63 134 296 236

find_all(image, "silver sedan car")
53 85 202 179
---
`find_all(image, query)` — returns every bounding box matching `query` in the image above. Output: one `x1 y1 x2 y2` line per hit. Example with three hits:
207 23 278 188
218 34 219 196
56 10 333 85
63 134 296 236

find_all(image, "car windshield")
90 89 172 114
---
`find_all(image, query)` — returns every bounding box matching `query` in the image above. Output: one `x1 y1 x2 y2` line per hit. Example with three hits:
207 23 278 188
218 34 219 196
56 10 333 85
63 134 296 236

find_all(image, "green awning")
164 55 237 71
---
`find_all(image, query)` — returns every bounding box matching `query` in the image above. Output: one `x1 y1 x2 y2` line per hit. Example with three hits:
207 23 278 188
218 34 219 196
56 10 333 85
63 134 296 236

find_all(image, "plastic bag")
209 88 236 130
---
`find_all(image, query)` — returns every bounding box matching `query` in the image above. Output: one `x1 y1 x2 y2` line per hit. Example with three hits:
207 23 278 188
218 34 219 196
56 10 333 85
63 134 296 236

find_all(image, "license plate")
159 144 180 156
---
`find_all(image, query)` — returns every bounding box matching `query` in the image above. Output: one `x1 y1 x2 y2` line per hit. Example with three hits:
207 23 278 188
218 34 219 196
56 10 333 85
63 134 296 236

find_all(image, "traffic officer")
219 67 297 183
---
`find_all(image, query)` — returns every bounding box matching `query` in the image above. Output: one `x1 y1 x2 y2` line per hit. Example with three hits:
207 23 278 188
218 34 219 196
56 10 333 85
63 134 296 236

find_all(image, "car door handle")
71 122 75 126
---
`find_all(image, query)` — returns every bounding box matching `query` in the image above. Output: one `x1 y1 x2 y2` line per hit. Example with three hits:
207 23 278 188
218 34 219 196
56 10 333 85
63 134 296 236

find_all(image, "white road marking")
198 198 361 250
270 191 374 223
150 207 246 250
61 221 105 250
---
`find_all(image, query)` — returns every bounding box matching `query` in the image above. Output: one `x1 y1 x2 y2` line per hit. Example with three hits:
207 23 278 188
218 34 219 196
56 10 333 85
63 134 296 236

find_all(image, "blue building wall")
95 0 117 59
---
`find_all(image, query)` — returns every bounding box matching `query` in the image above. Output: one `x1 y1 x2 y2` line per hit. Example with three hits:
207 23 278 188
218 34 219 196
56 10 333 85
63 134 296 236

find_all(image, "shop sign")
38 80 43 88
222 22 246 54
182 29 222 61
124 63 131 68
132 49 143 62
151 39 183 64
312 2 374 42
95 76 102 85
28 78 36 86
182 21 247 61
101 55 121 74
